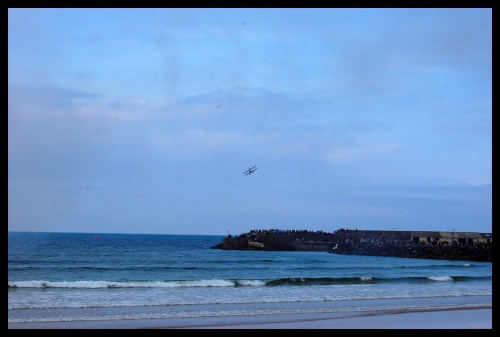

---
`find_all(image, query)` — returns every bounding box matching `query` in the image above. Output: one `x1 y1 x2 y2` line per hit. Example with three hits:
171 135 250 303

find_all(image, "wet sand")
8 307 492 329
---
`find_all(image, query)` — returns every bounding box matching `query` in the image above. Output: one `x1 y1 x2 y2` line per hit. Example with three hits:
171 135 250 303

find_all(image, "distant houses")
479 232 493 243
348 229 492 245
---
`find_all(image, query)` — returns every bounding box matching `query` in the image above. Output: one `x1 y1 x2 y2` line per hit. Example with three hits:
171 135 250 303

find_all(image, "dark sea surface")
8 232 492 325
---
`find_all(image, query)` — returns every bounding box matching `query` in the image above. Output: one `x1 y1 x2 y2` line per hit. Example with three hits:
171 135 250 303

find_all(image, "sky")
8 8 492 235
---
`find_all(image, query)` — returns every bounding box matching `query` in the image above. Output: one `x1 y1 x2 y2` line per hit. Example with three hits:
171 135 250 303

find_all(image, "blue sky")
8 8 492 235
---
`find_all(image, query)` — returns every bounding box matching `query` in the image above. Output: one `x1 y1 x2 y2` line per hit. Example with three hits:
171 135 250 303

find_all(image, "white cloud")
147 129 278 156
323 139 403 163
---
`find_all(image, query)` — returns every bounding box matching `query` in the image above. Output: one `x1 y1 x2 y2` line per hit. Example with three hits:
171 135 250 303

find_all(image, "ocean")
8 232 492 328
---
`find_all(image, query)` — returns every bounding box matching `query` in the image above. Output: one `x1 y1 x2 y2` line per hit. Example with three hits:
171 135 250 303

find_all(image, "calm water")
8 232 492 325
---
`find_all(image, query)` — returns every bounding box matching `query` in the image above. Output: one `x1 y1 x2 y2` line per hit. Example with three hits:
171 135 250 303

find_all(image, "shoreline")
8 306 492 329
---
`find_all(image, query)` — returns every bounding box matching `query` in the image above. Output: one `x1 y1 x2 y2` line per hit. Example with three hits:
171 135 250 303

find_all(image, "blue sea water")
8 232 492 326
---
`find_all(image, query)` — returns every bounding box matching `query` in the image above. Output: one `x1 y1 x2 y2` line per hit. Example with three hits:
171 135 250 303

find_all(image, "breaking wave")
8 275 490 289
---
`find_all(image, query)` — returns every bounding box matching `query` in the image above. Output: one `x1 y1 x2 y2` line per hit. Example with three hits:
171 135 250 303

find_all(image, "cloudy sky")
8 8 491 235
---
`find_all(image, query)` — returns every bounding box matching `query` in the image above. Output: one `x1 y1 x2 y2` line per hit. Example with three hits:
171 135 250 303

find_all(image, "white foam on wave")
8 291 493 311
178 279 235 287
237 280 267 286
8 280 113 289
359 277 372 281
8 279 267 289
427 276 453 282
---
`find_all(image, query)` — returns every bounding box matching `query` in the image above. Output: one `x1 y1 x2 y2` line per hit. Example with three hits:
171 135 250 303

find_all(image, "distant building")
348 229 491 245
479 233 492 244
411 231 441 244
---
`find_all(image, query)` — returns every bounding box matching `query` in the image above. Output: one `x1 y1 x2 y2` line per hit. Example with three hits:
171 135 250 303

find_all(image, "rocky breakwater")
329 241 492 262
210 229 340 251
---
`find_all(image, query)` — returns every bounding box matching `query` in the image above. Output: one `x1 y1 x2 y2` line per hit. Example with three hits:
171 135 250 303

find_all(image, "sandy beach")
8 307 492 329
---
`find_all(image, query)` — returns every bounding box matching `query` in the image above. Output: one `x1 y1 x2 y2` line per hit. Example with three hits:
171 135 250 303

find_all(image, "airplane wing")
243 166 257 175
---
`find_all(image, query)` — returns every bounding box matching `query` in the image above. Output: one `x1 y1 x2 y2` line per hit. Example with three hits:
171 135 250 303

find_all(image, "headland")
210 228 492 262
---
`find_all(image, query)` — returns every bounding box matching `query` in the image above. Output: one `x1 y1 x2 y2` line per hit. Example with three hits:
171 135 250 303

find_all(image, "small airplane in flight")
244 166 257 176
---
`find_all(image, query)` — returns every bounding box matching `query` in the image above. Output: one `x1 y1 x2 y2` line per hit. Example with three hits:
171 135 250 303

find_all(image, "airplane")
243 166 257 175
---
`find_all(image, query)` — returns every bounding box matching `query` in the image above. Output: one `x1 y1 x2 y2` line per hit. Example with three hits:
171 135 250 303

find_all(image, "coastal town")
210 228 492 262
